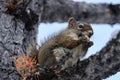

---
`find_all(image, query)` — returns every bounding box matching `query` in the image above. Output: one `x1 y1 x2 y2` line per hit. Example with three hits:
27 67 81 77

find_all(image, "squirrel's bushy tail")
26 40 39 62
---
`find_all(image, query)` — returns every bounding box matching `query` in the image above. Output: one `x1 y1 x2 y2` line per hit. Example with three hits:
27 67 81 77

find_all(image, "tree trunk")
0 0 120 80
0 0 43 79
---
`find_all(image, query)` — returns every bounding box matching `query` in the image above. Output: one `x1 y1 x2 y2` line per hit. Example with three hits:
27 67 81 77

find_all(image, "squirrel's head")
68 17 93 37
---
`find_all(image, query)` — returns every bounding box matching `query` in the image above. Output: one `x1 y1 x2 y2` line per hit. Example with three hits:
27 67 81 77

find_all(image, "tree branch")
52 31 120 80
26 32 120 80
0 0 120 80
41 0 120 24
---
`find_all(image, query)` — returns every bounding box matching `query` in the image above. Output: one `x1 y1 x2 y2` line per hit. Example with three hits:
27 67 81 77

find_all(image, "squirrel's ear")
68 17 77 28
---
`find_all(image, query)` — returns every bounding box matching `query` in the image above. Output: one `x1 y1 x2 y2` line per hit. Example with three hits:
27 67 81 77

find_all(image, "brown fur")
37 17 93 67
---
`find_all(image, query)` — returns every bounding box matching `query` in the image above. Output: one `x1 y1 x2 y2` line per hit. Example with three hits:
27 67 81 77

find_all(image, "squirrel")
53 21 93 69
27 17 93 68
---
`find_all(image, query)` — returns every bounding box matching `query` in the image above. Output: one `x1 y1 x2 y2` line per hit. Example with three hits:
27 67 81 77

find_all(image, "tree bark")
0 0 43 79
52 31 120 80
0 0 120 80
27 32 120 80
41 0 120 24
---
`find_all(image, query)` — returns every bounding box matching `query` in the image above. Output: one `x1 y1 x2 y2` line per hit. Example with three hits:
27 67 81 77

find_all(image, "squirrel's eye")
78 23 84 30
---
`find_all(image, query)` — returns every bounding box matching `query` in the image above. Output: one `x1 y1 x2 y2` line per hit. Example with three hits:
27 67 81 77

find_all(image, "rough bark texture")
53 31 120 80
0 0 120 80
41 0 120 24
0 0 44 79
26 32 120 80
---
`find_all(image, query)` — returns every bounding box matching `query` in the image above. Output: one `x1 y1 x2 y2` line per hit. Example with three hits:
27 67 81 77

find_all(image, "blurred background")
37 0 120 80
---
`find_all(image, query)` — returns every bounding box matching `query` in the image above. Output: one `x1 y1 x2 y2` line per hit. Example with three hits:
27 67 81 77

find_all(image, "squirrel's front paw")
82 40 93 47
87 41 93 47
81 35 89 43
